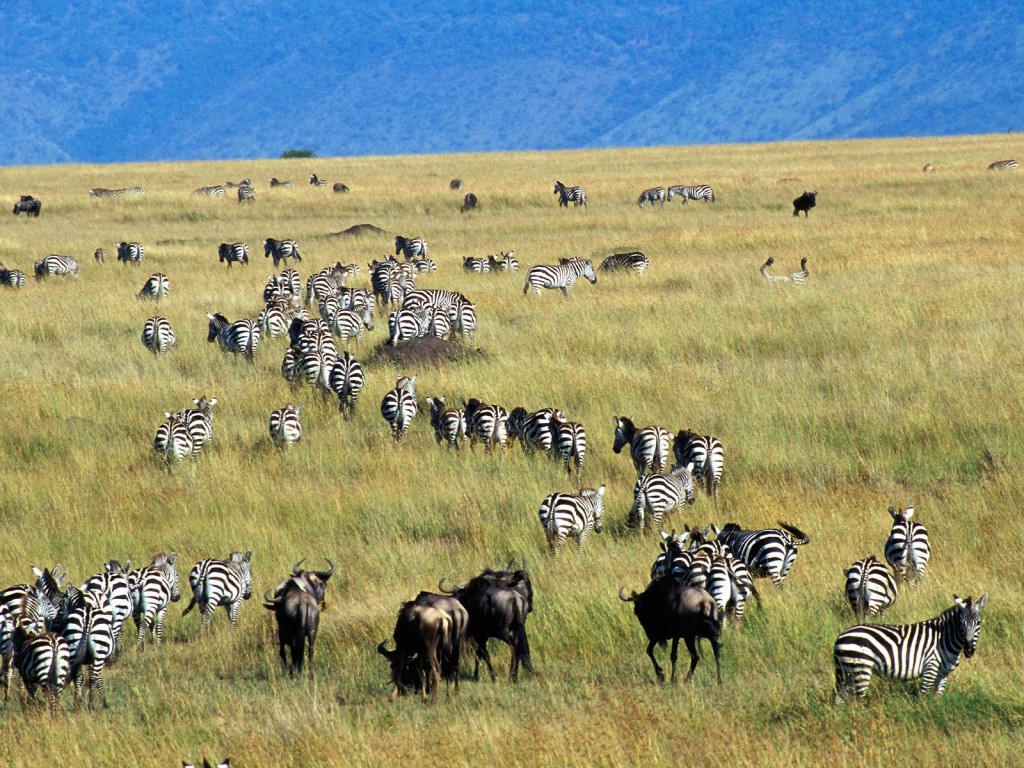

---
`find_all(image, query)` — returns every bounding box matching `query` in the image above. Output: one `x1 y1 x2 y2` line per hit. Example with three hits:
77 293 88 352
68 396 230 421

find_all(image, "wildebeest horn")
437 578 460 594
316 559 335 580
263 590 281 605
292 559 305 576
618 587 636 602
506 558 516 572
376 640 395 659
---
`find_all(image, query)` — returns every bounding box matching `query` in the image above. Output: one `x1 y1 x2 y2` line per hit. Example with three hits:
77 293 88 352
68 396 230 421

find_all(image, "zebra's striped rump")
600 252 649 276
381 376 418 442
207 313 260 361
329 352 364 416
629 463 694 532
117 241 144 266
715 521 809 588
427 396 466 450
141 316 176 354
884 506 930 584
613 416 670 477
270 404 304 446
538 486 605 555
844 556 898 619
182 551 253 632
34 254 80 280
138 272 169 300
130 552 181 650
218 242 249 267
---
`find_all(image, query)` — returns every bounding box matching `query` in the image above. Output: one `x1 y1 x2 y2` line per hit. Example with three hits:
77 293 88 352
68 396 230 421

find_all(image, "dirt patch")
330 223 390 237
364 337 482 368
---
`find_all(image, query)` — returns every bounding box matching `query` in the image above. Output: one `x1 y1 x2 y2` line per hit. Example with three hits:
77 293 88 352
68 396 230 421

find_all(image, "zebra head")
153 551 181 603
207 313 229 342
612 416 634 454
232 551 253 600
585 485 606 533
954 594 987 658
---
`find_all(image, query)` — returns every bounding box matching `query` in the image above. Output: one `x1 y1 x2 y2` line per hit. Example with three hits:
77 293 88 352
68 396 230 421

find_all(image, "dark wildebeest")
12 196 41 217
619 576 723 685
332 182 350 193
262 560 334 680
792 190 817 217
460 192 478 213
439 561 533 682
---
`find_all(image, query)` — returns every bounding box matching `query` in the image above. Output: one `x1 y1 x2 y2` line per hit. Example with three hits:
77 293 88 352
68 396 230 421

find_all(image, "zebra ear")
169 551 177 565
887 506 898 520
977 593 988 608
244 550 253 562
904 506 915 519
207 313 215 320
953 595 965 607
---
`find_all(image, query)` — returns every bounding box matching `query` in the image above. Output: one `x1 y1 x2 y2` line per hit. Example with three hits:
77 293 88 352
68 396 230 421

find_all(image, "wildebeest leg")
306 628 316 682
710 637 723 685
669 637 680 683
473 637 496 681
683 636 701 683
517 628 533 674
646 639 665 682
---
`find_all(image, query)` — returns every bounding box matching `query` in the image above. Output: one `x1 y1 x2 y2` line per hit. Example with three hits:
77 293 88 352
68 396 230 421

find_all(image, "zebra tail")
855 579 869 619
777 521 810 545
181 595 197 617
522 279 529 295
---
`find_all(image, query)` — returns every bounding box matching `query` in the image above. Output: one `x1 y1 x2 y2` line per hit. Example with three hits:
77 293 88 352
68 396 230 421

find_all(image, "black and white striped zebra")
450 178 465 190
427 396 467 450
507 407 561 454
551 413 586 484
395 235 428 261
667 184 715 203
269 404 304 446
462 398 509 451
844 556 898 619
411 258 436 273
12 622 71 715
463 256 490 273
129 552 181 650
279 268 303 298
628 463 695 532
269 177 293 188
218 242 249 268
537 486 605 555
264 238 301 267
117 241 144 266
0 266 27 288
834 594 987 701
599 251 649 276
34 254 80 280
388 307 430 345
137 272 169 300
703 548 758 624
328 352 364 417
237 184 256 203
760 257 809 284
258 304 291 338
613 416 671 477
60 584 115 709
429 306 452 340
81 561 133 656
637 187 666 207
176 396 217 456
333 304 374 347
884 506 930 585
225 178 251 188
153 412 195 465
194 185 226 197
987 159 1018 171
714 521 809 589
370 260 409 307
90 187 145 198
381 376 418 442
181 551 253 632
294 350 336 402
553 180 587 208
523 258 597 296
141 316 176 354
672 430 724 510
94 248 106 263
207 313 260 362
487 251 519 272
309 174 328 187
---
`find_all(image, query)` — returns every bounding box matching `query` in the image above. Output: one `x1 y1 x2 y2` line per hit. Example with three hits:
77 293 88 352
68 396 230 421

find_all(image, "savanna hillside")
0 134 1022 767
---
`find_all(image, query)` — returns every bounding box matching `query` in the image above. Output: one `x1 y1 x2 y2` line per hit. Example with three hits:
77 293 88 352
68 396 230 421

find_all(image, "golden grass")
1 134 1023 767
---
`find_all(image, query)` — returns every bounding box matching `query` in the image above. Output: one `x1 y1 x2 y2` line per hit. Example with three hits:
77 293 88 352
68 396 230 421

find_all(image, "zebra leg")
155 608 167 645
90 662 107 709
137 612 149 650
71 667 85 707
202 603 215 634
229 603 241 631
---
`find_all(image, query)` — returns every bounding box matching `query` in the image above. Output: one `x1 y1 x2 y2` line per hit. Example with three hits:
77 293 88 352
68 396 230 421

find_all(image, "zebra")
427 396 466 450
94 247 106 263
462 398 509 451
207 313 260 362
295 350 337 402
388 307 430 345
834 594 987 701
90 187 145 198
448 298 477 342
237 184 255 203
181 551 253 632
225 178 251 188
0 267 27 288
537 486 605 555
429 306 452 340
628 463 695 532
613 416 671 477
333 304 374 347
523 258 597 296
381 376 418 442
488 251 519 272
154 411 195 465
264 238 300 266
269 404 304 446
463 256 490 273
599 251 649 276
278 268 303 298
218 242 249 268
309 174 328 186
667 184 715 203
12 622 71 715
637 187 666 207
507 407 561 454
759 256 808 284
411 258 437 273
34 254 80 280
194 185 226 197
141 316 177 354
703 548 758 624
714 521 810 589
117 241 144 266
885 506 930 585
553 180 587 208
987 159 1018 171
129 552 181 650
176 395 218 455
672 430 724 510
844 556 899 619
328 352 364 417
450 178 465 190
269 177 293 188
370 261 409 307
551 413 586 484
60 584 115 709
395 235 428 261
138 272 169 300
257 304 291 338
81 561 133 655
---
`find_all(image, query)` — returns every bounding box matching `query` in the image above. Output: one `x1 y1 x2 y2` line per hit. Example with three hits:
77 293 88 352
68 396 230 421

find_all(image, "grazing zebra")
388 307 430 345
672 430 724 509
181 551 253 632
269 404 304 446
553 180 587 208
667 184 715 203
411 258 436 273
61 584 115 709
381 376 418 442
82 561 133 655
523 258 597 296
0 267 26 288
628 463 695 532
333 304 374 347
264 238 301 266
462 398 509 451
207 313 260 362
551 414 586 484
834 594 987 701
538 486 605 555
34 254 80 280
138 272 169 300
154 412 195 465
599 251 649 276
12 623 71 715
714 521 810 589
328 352 364 417
225 178 251 188
507 407 561 454
237 184 255 203
637 187 666 207
844 556 898 619
193 185 226 197
309 174 328 186
94 248 106 263
461 192 478 213
176 395 217 455
463 256 490 273
117 241 144 266
427 396 466 450
269 177 293 188
279 268 303 298
395 235 428 261
141 316 177 354
450 178 465 190
218 242 249 268
613 416 671 477
488 251 519 272
884 506 930 585
760 256 808 284
129 552 181 650
257 304 291 338
90 187 145 198
987 159 1018 171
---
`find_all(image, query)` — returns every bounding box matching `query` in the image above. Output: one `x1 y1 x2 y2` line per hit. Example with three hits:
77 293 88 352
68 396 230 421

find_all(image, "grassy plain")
0 134 1022 767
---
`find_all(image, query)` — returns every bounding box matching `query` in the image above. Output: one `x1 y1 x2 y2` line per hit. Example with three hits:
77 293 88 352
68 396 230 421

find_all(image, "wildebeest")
792 190 817 217
439 561 534 682
619 576 723 684
460 192 478 213
333 182 350 193
263 560 334 680
12 195 41 217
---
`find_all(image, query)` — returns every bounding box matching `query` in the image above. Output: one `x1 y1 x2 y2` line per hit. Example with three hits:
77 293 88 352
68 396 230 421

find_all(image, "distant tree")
281 148 316 159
